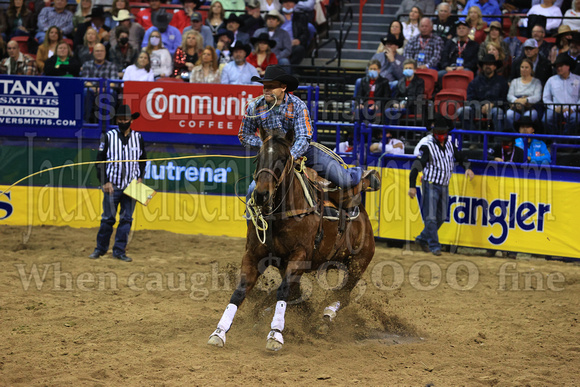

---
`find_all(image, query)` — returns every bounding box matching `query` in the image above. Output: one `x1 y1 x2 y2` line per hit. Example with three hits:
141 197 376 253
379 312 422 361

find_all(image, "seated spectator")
385 59 425 125
215 28 234 64
142 13 182 56
73 0 93 32
0 36 6 61
75 27 99 64
136 0 189 32
205 0 226 38
44 41 81 77
521 0 562 36
225 14 250 46
6 0 36 38
144 30 173 78
550 25 573 64
564 0 580 31
402 6 422 42
36 0 74 44
506 58 543 130
122 51 155 81
80 43 118 122
439 20 479 80
110 10 145 51
183 12 215 48
379 21 406 55
404 17 444 70
109 26 139 76
0 39 37 75
465 6 488 44
510 38 553 86
220 41 260 84
490 136 525 162
254 10 292 67
432 2 456 41
166 5 191 33
239 0 265 37
247 33 278 76
355 59 391 124
515 117 551 164
173 30 203 78
36 26 62 74
504 16 523 62
190 45 221 83
75 7 111 49
461 0 501 24
478 21 510 61
371 35 405 85
485 40 510 78
181 0 204 21
543 53 580 134
531 25 553 59
105 0 130 30
568 31 580 73
457 54 509 135
280 0 311 65
370 132 405 154
396 0 434 22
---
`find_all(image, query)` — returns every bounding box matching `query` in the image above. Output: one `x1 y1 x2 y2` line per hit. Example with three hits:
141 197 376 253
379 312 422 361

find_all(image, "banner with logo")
367 166 580 258
123 82 263 136
0 75 84 129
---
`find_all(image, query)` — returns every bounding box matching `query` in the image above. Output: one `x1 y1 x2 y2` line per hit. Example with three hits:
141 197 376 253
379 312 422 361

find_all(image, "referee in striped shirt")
89 105 147 262
408 116 474 256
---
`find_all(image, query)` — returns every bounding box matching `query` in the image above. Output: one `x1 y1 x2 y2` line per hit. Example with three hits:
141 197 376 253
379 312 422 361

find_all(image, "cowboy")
89 105 147 262
220 41 260 84
543 53 580 134
239 65 380 197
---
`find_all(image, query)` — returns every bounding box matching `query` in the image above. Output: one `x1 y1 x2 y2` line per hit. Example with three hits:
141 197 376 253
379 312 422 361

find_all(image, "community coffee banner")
0 75 84 129
123 81 263 135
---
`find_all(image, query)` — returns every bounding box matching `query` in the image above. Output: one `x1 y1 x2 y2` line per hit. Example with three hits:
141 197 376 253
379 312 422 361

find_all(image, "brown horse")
208 128 376 351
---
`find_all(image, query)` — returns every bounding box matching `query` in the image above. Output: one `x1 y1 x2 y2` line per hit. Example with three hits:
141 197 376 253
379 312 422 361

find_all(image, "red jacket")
246 52 278 72
136 8 190 32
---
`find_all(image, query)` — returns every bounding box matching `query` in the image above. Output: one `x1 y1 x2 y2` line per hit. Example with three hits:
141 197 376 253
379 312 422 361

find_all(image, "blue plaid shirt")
404 34 444 69
238 93 313 158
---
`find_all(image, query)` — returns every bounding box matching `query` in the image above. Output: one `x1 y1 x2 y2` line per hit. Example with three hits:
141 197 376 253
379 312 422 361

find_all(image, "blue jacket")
515 138 551 164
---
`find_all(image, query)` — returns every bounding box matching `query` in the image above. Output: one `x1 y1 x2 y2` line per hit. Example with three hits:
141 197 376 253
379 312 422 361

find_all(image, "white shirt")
523 5 563 31
373 138 405 155
122 65 155 82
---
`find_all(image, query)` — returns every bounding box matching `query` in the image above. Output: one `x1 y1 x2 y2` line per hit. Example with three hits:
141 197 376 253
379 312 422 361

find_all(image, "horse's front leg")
208 251 261 347
266 253 308 351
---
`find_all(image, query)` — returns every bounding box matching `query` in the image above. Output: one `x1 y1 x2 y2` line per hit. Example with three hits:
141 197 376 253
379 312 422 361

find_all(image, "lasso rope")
241 94 278 119
0 154 253 195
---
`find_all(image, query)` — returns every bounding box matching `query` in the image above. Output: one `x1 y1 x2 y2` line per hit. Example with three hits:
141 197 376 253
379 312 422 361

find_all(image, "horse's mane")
255 130 293 164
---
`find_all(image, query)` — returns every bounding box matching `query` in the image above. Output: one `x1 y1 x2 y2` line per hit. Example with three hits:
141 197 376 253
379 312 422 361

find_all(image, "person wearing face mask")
385 58 425 126
109 26 139 76
89 104 147 263
355 59 391 124
408 115 475 256
490 136 525 162
279 0 311 66
141 12 182 56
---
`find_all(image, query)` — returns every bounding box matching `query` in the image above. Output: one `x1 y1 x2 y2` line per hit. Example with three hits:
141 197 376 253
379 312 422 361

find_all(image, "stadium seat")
156 77 184 82
442 70 474 91
11 36 29 54
435 89 467 120
517 36 527 43
544 37 556 44
414 68 438 99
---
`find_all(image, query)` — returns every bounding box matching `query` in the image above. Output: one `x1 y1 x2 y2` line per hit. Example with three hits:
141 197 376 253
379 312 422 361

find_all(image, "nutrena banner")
0 75 84 129
123 82 263 135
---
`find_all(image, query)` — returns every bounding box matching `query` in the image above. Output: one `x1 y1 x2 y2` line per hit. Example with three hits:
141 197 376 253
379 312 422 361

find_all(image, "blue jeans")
457 105 504 132
95 188 136 256
505 108 538 131
543 109 579 135
417 181 449 252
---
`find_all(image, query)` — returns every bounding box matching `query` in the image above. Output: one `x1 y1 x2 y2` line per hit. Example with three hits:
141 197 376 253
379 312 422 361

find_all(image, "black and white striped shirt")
96 128 147 190
409 136 470 187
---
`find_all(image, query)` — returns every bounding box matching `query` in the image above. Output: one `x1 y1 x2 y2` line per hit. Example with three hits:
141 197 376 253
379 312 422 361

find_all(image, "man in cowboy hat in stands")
109 9 145 51
89 105 147 262
253 10 292 67
221 41 260 84
141 12 181 55
225 14 250 46
371 34 405 85
74 6 111 48
239 65 380 198
543 53 580 134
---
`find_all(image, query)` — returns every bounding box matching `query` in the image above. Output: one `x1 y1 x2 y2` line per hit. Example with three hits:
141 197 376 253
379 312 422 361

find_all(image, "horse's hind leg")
208 252 260 347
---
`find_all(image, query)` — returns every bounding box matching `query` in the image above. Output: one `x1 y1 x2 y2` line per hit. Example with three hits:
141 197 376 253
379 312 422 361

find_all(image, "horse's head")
252 126 295 208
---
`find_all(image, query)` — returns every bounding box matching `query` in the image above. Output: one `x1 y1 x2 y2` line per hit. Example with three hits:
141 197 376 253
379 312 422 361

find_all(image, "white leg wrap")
267 330 284 345
270 301 287 332
217 303 238 332
209 328 227 345
323 301 341 321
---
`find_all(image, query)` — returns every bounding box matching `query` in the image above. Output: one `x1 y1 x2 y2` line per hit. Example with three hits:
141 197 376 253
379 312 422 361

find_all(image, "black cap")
116 104 140 120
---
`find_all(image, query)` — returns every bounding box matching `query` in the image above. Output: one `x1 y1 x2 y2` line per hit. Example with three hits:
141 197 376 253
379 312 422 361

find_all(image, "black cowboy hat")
215 28 234 42
251 65 299 92
380 34 402 48
225 14 244 25
116 104 140 120
479 53 503 69
87 6 107 19
230 41 251 56
431 114 453 133
553 52 576 67
154 12 172 33
513 116 539 131
250 32 276 48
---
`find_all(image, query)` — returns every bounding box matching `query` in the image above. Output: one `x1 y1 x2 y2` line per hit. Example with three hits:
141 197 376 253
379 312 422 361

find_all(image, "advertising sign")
123 81 263 136
0 75 84 129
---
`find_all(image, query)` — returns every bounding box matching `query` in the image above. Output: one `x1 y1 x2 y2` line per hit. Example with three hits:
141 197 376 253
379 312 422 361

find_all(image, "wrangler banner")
367 164 580 259
122 82 263 135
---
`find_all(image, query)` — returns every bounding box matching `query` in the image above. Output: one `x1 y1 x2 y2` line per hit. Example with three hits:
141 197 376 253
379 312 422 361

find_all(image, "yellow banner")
367 167 579 258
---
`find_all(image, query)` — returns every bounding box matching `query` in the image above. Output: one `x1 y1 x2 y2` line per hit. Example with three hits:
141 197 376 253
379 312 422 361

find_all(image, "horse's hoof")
207 329 226 347
266 330 284 351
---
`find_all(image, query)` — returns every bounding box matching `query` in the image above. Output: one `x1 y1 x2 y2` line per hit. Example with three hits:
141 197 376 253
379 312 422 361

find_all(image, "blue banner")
0 75 84 130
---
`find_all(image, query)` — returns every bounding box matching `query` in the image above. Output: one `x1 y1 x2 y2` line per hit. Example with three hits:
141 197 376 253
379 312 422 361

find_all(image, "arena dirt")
1 225 579 386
